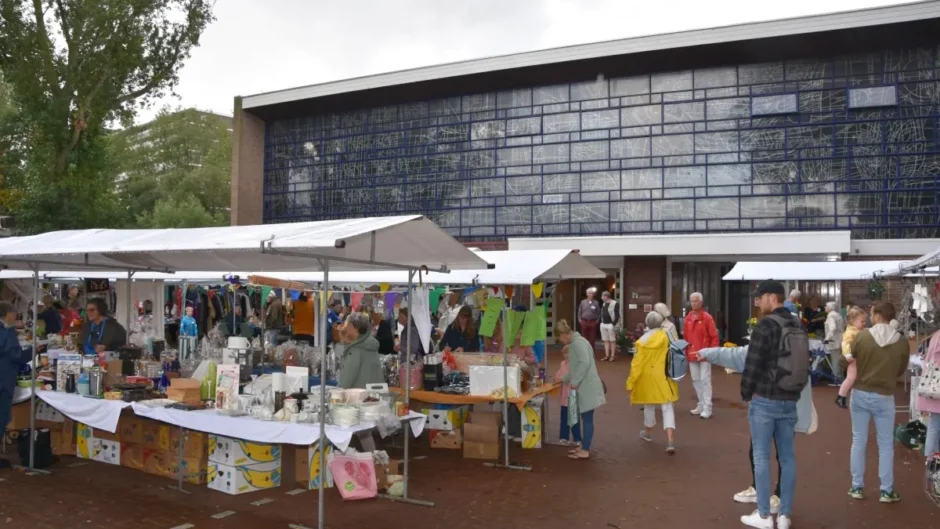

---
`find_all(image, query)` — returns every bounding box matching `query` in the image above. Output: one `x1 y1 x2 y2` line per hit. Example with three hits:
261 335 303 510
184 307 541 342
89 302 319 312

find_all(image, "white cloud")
147 0 916 123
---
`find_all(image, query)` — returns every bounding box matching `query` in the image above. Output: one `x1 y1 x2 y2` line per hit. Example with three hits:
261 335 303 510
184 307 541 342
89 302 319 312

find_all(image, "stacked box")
294 440 334 490
76 423 120 466
520 396 544 449
207 434 282 495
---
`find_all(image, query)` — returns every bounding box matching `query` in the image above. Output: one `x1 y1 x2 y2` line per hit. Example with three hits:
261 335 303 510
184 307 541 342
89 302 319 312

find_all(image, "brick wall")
841 255 917 309
622 256 666 329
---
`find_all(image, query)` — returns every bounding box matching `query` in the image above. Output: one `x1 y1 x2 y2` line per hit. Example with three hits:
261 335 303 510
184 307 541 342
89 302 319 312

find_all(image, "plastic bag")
328 452 377 501
399 362 423 391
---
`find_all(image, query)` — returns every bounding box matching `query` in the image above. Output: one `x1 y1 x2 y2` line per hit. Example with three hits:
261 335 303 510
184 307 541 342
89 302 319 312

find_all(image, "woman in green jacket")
338 312 385 389
557 319 606 460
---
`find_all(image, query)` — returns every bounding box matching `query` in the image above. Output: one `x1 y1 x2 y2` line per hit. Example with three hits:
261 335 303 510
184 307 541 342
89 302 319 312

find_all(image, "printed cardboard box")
141 420 170 452
208 434 281 467
93 426 120 443
521 395 543 449
295 441 334 490
170 456 209 485
90 439 121 466
208 460 282 496
119 416 144 445
76 422 93 459
169 429 208 459
429 430 462 449
142 448 172 478
421 406 469 431
120 444 145 471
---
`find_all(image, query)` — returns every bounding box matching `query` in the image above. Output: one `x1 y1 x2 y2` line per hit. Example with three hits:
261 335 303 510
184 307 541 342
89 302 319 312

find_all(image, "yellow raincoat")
626 329 679 405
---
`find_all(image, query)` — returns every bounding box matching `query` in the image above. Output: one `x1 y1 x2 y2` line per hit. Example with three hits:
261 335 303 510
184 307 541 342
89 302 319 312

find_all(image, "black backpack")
16 428 56 469
766 314 810 393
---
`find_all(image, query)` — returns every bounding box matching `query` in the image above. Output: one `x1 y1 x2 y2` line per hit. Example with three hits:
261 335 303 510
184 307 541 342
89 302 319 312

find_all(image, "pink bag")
328 453 377 501
399 362 423 391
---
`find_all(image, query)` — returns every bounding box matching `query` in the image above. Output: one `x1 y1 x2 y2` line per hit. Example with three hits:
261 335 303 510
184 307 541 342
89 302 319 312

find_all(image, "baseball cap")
751 280 785 298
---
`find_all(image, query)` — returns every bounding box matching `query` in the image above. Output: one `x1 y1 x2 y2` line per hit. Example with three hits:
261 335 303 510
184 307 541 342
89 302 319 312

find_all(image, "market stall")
0 215 488 529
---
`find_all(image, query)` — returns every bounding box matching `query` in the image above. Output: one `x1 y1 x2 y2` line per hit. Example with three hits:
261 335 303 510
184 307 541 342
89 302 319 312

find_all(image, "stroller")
809 340 844 386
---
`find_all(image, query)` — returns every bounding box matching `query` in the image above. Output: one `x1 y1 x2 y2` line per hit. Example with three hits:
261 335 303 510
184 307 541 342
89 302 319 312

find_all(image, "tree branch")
53 0 73 62
116 40 182 105
31 0 60 96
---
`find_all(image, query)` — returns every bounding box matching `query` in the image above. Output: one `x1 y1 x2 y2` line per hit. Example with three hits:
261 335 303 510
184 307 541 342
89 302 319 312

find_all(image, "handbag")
919 359 940 400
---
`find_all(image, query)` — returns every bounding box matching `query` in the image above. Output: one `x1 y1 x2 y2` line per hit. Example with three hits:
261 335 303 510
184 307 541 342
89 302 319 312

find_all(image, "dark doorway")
727 281 753 345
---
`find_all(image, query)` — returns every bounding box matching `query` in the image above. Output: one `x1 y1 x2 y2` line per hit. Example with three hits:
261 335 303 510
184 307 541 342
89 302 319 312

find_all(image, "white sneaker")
777 515 791 529
690 406 703 416
770 495 781 514
741 510 774 529
700 409 713 419
733 486 758 503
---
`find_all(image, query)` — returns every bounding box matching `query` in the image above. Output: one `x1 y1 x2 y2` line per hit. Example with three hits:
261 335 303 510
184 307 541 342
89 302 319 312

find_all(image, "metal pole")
125 271 134 331
28 264 39 470
502 305 509 468
318 261 329 529
404 269 413 498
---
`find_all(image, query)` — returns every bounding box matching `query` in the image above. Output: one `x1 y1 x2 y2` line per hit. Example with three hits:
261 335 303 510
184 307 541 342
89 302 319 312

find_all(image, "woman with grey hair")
627 311 678 453
824 301 845 379
654 303 679 341
338 312 385 389
578 287 601 350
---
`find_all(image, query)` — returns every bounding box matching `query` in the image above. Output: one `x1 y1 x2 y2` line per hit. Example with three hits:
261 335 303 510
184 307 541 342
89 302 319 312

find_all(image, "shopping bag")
328 452 378 501
399 362 423 391
919 360 940 400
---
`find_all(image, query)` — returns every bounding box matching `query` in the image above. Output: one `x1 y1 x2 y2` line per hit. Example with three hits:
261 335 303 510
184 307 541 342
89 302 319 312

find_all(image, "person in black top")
802 296 825 335
599 291 620 362
371 309 395 355
38 295 63 336
441 306 480 353
739 280 800 529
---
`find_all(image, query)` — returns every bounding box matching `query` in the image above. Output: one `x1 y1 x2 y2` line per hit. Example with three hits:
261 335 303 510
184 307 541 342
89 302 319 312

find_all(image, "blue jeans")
559 406 582 443
926 412 940 457
748 396 797 517
850 389 896 492
581 409 595 451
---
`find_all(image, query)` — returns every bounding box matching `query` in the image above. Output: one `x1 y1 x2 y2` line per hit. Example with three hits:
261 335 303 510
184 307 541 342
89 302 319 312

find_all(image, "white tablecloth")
130 404 427 452
35 390 130 433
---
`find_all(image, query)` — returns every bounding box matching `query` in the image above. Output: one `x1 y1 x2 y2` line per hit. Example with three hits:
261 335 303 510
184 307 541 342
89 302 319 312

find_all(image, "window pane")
751 94 798 116
848 86 898 108
622 104 662 126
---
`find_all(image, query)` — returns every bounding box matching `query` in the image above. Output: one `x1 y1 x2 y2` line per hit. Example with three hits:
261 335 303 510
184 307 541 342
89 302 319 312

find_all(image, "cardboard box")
170 456 209 485
208 460 282 495
35 400 65 427
141 420 170 452
421 406 469 431
429 430 462 449
208 434 281 467
463 412 500 461
93 426 120 443
119 416 144 445
121 444 145 471
105 360 124 388
76 422 93 459
142 449 172 478
167 378 202 405
469 365 521 397
375 459 401 492
90 439 121 465
7 402 30 430
50 430 76 456
169 429 208 459
521 396 543 449
295 442 334 490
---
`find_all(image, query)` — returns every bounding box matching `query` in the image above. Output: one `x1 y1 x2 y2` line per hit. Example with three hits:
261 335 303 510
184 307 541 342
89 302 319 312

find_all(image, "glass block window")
264 46 940 240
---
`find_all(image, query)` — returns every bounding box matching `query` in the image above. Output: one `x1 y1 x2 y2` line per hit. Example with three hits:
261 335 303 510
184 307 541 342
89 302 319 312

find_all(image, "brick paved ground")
1 352 936 529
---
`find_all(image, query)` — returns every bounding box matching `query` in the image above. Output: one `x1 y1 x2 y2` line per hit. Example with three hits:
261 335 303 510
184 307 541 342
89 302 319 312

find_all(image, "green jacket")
561 332 606 413
338 333 386 389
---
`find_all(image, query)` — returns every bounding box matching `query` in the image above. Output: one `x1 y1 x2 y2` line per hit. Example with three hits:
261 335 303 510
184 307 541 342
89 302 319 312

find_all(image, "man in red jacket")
684 292 719 419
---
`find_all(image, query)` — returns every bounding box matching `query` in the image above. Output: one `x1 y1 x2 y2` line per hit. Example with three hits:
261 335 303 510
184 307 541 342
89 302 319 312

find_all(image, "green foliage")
0 0 215 233
138 194 225 228
111 107 232 227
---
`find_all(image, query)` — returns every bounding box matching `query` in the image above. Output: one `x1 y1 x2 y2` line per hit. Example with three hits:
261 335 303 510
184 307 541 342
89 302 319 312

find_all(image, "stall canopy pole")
404 269 413 498
317 260 329 529
126 271 135 332
28 264 39 470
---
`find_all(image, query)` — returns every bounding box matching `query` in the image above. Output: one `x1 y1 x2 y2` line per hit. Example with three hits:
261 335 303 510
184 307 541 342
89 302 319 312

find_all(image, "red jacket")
683 310 719 362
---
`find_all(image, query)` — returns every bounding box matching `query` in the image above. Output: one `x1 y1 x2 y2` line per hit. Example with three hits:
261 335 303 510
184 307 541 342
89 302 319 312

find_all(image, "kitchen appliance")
87 368 104 398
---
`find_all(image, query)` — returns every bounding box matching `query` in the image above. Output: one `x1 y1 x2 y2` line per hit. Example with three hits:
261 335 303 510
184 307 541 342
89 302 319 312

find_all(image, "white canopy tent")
0 216 489 529
878 245 940 277
723 261 939 281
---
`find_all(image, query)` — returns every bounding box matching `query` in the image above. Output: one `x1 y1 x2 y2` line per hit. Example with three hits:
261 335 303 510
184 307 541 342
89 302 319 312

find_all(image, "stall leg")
483 305 531 472
377 269 435 507
168 425 190 494
17 265 50 475
317 261 330 529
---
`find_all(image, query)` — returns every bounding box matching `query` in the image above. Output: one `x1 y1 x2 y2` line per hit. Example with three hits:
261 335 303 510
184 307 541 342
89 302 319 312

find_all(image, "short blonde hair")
654 302 671 318
847 306 867 322
555 319 572 336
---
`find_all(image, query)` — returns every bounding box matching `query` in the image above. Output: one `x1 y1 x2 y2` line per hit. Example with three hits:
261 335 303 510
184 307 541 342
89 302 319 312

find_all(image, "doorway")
727 281 753 345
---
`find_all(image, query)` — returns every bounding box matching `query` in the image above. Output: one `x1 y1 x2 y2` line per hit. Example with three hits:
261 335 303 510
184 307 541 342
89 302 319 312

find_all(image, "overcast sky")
147 0 917 122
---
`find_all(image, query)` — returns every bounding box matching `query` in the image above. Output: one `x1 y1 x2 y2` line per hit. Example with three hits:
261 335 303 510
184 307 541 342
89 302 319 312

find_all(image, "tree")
0 0 214 233
0 71 25 216
111 107 231 227
138 194 222 228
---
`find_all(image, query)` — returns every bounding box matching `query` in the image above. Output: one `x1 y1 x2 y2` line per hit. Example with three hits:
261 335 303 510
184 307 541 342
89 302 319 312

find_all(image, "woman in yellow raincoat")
626 311 679 454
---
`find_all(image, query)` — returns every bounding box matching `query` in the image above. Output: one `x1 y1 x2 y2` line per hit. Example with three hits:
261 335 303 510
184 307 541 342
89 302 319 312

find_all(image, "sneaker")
847 487 864 500
700 409 713 419
740 510 774 529
640 430 653 443
666 442 675 455
558 439 573 447
733 486 758 503
690 406 703 416
770 495 781 514
879 490 901 503
777 515 791 529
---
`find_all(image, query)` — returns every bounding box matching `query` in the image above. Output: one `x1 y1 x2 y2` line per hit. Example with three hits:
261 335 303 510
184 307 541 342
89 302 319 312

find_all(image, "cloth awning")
0 215 488 272
722 261 938 281
881 245 940 277
249 249 606 286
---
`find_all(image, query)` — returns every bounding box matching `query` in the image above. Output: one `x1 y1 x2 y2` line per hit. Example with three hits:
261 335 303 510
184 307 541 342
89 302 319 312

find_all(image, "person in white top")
824 302 845 378
654 303 678 341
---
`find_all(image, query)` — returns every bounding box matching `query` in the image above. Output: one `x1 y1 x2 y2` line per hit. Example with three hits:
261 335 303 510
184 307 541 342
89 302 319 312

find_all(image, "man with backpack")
739 280 808 529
